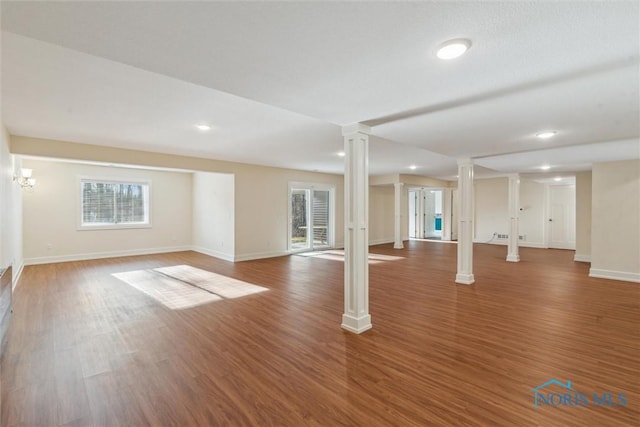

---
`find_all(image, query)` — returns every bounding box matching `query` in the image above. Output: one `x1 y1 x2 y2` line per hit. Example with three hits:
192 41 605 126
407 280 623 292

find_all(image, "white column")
507 174 521 262
442 188 452 241
393 182 404 249
341 124 372 334
456 158 475 285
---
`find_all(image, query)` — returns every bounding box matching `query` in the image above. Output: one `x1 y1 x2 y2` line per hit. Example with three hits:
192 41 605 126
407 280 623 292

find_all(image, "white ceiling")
2 1 639 180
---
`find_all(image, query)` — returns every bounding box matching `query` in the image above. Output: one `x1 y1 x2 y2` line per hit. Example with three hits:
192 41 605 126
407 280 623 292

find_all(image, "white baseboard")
24 246 192 266
369 238 394 246
191 246 234 262
589 268 640 283
234 250 289 262
520 242 547 249
473 239 547 249
12 261 24 291
574 254 591 263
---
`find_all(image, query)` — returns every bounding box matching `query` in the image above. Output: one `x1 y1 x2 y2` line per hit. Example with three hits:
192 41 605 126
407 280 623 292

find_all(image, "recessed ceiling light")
536 131 557 139
409 165 417 170
437 39 471 60
195 124 211 131
540 165 551 171
554 177 562 182
337 151 346 157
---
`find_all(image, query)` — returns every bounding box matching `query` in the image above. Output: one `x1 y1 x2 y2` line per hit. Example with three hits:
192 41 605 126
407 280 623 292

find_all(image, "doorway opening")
409 188 457 241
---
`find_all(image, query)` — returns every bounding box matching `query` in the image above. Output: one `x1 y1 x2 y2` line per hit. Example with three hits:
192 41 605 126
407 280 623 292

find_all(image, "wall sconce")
13 168 36 190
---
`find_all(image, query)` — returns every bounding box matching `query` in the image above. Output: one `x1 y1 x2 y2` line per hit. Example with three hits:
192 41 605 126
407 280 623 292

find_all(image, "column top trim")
457 158 474 166
342 123 372 136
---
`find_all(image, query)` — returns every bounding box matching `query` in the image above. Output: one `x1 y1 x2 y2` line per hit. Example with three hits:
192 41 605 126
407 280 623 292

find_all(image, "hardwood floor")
1 241 639 426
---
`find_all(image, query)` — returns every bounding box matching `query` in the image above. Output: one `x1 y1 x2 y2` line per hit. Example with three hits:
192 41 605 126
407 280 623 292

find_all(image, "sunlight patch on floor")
296 250 404 264
155 265 268 299
113 265 267 310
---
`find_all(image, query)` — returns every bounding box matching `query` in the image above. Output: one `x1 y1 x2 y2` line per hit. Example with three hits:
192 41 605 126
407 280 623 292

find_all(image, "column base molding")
393 243 404 249
455 273 475 285
506 254 520 262
341 314 372 334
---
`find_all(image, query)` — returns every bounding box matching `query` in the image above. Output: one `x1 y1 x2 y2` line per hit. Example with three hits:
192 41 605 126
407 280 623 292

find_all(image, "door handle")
549 219 553 222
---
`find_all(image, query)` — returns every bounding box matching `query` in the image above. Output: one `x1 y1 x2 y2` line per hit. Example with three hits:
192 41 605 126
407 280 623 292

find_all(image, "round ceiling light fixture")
437 39 471 60
195 123 212 131
536 131 557 139
554 177 562 182
337 151 346 157
540 165 551 171
409 165 417 170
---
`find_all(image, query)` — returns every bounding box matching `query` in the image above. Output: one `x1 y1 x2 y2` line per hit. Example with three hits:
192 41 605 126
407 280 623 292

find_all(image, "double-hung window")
80 179 151 229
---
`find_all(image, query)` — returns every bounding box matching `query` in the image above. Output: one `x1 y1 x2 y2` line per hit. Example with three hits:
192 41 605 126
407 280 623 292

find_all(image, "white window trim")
78 176 152 231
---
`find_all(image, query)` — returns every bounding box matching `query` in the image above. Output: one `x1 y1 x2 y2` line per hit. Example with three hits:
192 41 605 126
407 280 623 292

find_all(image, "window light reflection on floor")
112 265 268 310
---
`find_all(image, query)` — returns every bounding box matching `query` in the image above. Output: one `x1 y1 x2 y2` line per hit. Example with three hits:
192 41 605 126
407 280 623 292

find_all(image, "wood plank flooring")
1 241 639 426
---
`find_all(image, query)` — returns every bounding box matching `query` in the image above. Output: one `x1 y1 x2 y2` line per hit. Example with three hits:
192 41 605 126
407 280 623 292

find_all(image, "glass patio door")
311 190 330 249
289 184 333 252
291 189 311 251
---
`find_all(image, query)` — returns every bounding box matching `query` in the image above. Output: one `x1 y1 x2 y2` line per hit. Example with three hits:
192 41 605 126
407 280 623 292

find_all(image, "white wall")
590 160 640 282
575 171 592 262
22 159 192 264
192 172 234 261
474 177 546 247
369 185 394 245
0 125 24 285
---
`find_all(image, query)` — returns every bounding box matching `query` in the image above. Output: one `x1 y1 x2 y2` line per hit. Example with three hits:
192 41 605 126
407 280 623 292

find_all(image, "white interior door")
548 184 576 249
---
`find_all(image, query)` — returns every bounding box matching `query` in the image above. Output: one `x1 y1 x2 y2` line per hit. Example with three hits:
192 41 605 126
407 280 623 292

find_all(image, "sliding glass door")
312 190 330 248
291 189 310 251
289 184 334 252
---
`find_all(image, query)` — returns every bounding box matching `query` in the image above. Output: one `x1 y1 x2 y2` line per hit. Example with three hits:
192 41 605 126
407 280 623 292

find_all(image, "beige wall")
519 179 546 246
192 172 235 261
474 177 546 247
590 160 640 282
11 136 414 262
22 159 192 264
369 185 394 245
233 167 344 260
475 178 509 242
0 125 23 284
575 171 592 262
11 137 346 261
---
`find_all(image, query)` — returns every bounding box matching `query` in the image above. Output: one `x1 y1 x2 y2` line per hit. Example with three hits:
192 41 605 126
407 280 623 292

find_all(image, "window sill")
77 223 152 231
